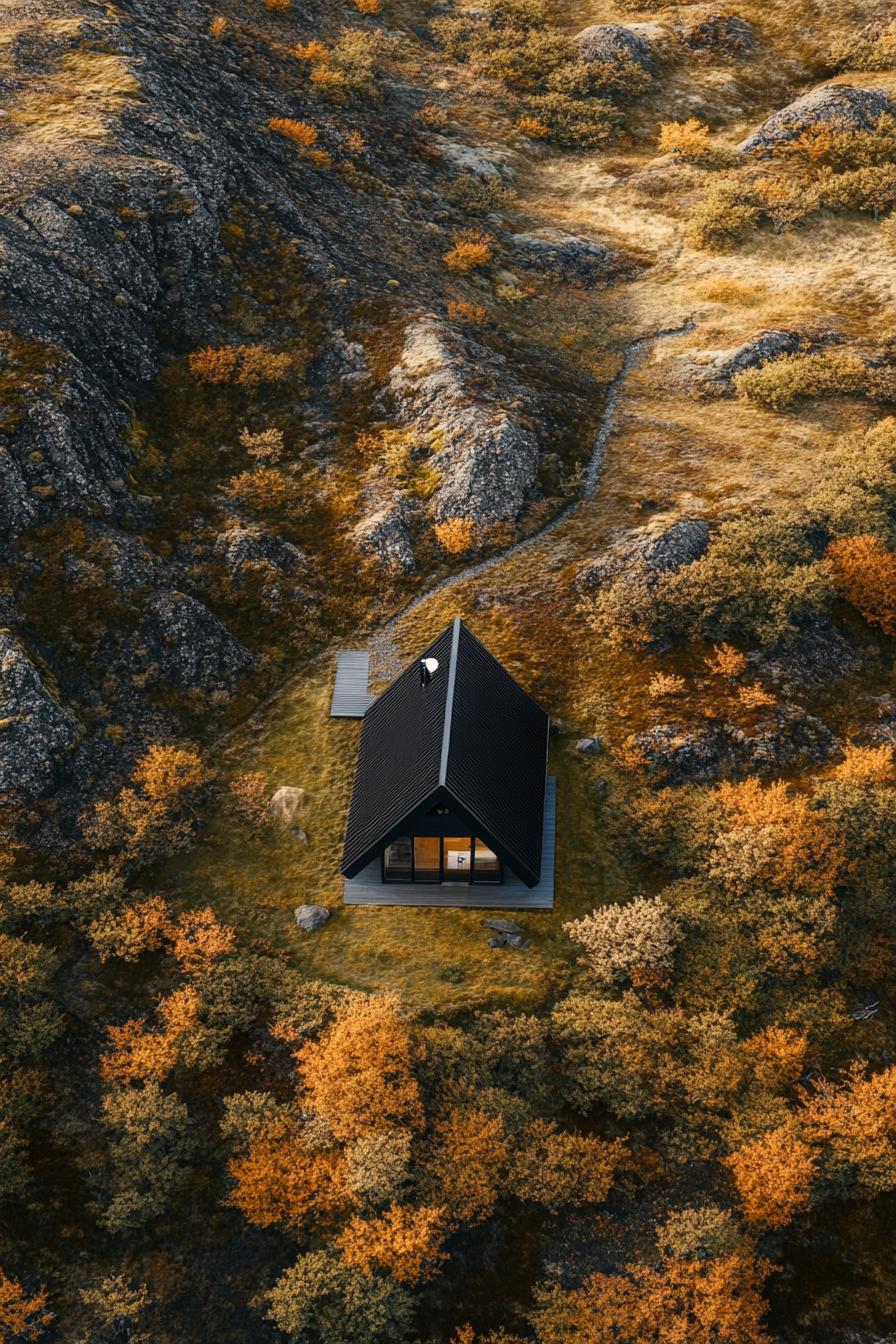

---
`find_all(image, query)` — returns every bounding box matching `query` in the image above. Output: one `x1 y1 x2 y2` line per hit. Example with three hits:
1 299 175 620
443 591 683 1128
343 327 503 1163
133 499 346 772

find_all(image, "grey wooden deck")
343 776 556 909
330 651 375 718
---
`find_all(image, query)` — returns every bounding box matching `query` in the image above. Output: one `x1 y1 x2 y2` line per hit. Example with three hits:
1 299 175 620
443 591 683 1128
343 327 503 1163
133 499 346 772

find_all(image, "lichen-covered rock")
738 83 894 153
577 517 709 589
674 9 754 55
434 136 516 182
0 145 222 540
574 23 654 69
214 525 310 612
758 620 869 689
627 707 838 785
643 519 710 572
0 633 79 797
215 524 307 579
390 318 541 527
509 229 613 283
352 499 417 573
575 548 634 592
678 330 808 393
137 592 254 690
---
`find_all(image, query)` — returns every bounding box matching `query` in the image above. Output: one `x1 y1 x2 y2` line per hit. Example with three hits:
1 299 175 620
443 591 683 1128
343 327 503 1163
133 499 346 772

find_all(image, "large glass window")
413 836 441 882
473 838 501 883
382 835 503 884
383 837 412 881
443 837 473 882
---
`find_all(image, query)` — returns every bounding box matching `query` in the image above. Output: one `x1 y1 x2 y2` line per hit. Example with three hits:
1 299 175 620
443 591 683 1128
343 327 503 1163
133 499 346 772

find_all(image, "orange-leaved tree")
0 1268 52 1341
229 1121 354 1232
100 986 201 1085
84 744 210 861
742 1025 808 1091
829 743 896 785
424 1107 508 1227
827 534 896 635
297 994 423 1141
531 1251 774 1344
506 1119 623 1212
801 1062 896 1194
725 1124 816 1229
337 1203 447 1284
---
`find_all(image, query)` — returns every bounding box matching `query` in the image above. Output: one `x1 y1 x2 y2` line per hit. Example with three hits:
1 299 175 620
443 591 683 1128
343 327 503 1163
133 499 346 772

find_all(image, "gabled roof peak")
341 618 550 887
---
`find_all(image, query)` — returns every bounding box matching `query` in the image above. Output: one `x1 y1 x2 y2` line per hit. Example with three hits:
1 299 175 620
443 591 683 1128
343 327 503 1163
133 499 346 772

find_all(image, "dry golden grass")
8 49 141 151
696 278 768 307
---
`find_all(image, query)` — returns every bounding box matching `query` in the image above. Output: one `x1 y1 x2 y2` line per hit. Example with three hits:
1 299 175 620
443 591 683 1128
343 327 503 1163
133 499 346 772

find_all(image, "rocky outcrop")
0 634 79 797
433 137 516 182
509 229 613 283
738 83 893 153
758 620 870 689
214 524 310 612
0 85 224 540
390 319 541 527
574 23 654 69
677 330 808 393
674 9 754 55
643 519 711 572
576 547 635 593
627 707 838 785
577 516 711 589
136 592 254 691
351 499 417 573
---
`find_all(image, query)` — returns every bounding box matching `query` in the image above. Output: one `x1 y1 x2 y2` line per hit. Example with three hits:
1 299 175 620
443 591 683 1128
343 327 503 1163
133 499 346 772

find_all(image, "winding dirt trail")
369 316 693 675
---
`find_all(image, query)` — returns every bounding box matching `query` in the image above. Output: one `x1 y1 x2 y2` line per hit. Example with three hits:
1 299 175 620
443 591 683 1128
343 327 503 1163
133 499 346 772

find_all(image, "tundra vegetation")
2 0 896 1340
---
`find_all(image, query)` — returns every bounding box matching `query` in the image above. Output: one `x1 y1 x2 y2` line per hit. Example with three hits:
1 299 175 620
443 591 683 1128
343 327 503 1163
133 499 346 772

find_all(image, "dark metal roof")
341 619 550 887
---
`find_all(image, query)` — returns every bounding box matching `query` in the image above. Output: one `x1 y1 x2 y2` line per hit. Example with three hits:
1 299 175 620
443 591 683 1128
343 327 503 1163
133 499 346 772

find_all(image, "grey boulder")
574 23 654 69
0 633 79 798
643 519 711 572
483 918 523 934
738 84 893 153
510 229 613 283
295 904 330 932
575 737 604 755
680 330 808 393
270 786 305 829
137 591 254 690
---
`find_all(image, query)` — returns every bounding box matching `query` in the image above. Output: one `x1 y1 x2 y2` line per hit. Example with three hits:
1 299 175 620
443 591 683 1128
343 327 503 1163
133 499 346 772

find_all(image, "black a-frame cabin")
341 619 555 908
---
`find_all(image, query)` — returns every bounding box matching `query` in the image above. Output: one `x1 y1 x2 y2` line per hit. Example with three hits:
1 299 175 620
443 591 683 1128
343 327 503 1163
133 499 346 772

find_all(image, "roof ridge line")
438 617 461 787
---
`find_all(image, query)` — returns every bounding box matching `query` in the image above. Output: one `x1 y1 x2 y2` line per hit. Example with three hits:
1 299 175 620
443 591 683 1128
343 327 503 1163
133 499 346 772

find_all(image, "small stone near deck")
576 737 604 756
483 918 524 935
295 904 330 932
270 786 305 829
